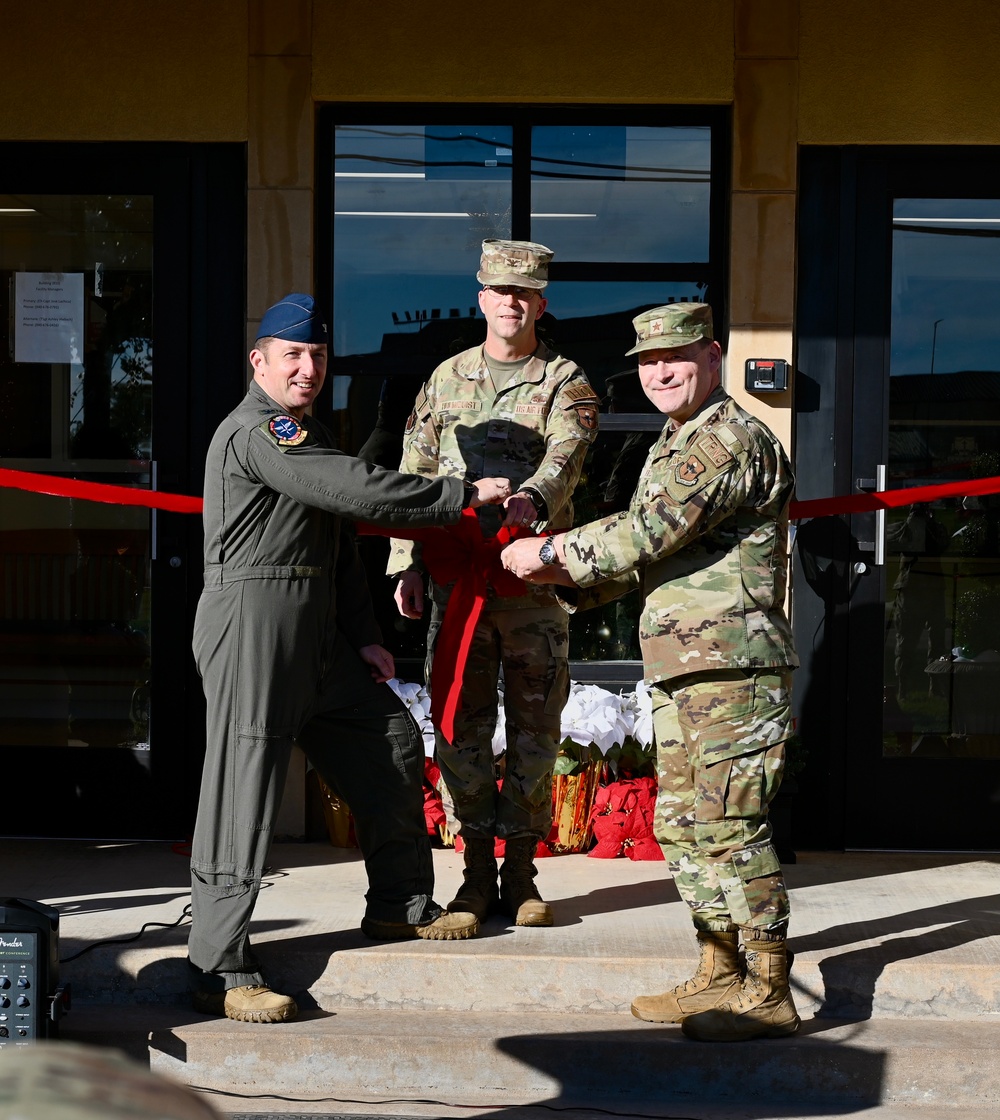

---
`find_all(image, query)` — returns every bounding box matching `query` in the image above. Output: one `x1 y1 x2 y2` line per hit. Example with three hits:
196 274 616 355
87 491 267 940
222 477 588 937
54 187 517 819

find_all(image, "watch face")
540 538 556 564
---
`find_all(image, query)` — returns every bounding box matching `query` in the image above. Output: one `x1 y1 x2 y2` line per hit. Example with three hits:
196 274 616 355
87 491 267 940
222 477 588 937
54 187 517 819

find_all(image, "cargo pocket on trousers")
543 629 570 718
233 726 294 833
692 748 769 851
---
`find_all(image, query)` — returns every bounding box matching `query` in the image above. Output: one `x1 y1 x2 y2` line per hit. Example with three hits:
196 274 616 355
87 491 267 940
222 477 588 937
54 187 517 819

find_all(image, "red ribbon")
3 464 999 523
788 474 1000 520
0 466 203 514
360 509 533 742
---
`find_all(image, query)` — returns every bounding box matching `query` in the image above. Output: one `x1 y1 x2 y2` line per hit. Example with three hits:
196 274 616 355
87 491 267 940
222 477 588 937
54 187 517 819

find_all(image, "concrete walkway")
3 840 999 1118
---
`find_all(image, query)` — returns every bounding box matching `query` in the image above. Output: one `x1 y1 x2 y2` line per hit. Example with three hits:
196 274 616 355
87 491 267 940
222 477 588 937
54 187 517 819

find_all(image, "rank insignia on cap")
268 414 308 446
676 454 707 486
649 318 664 337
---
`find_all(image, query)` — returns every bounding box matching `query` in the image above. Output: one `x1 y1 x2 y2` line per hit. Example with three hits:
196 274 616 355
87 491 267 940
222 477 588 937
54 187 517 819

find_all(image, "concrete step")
63 1005 1000 1115
43 847 1000 1022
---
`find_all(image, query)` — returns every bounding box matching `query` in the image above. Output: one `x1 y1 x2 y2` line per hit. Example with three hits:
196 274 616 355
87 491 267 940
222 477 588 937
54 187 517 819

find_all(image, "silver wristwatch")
538 538 557 566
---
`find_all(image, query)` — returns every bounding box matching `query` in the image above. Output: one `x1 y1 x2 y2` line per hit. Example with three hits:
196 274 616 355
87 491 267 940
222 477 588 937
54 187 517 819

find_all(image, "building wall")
7 0 1000 836
10 1 1000 442
2 1 248 141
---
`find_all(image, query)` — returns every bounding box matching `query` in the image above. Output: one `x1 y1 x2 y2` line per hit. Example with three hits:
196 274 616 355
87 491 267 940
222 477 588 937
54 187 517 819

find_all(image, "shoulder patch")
697 431 735 469
563 382 599 403
573 404 599 432
675 453 708 487
263 414 309 449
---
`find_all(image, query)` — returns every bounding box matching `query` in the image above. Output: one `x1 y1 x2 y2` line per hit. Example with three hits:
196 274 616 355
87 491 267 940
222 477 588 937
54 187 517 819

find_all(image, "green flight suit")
560 385 798 935
189 383 469 991
388 342 599 840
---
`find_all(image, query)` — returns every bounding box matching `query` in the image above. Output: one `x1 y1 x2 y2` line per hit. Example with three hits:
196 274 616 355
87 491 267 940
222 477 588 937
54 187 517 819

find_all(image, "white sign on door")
14 272 84 365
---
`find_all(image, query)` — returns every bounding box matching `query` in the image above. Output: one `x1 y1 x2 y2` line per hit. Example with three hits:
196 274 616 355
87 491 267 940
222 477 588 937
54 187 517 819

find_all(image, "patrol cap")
256 293 328 344
625 302 714 357
477 239 553 290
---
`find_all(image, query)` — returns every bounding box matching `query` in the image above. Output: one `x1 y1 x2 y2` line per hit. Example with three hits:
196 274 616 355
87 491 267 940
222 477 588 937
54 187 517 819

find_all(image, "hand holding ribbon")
359 509 537 742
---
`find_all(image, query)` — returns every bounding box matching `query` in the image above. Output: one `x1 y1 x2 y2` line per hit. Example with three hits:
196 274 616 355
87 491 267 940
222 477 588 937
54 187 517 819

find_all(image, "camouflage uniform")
561 382 797 935
389 341 599 839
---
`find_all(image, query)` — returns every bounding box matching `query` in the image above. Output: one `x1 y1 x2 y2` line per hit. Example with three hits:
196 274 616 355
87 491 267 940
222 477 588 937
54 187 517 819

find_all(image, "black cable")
59 904 192 963
196 1086 701 1120
58 867 287 962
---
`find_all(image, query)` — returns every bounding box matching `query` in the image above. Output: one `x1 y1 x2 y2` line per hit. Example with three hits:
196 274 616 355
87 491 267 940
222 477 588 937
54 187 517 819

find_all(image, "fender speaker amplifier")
0 898 71 1046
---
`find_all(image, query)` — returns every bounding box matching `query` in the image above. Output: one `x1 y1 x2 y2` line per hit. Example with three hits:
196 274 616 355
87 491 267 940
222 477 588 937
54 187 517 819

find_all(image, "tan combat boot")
630 930 741 1023
499 836 553 926
414 837 498 940
222 984 297 1023
681 938 800 1041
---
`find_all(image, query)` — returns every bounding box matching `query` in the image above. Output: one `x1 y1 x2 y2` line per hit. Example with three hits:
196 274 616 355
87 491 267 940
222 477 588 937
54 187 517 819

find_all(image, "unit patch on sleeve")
675 453 707 487
564 383 598 403
266 414 308 448
698 431 735 469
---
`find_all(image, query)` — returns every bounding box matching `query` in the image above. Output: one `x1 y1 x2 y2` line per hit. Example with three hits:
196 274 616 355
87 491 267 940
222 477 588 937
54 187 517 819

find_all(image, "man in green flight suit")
188 294 511 1024
502 303 800 1042
389 241 600 936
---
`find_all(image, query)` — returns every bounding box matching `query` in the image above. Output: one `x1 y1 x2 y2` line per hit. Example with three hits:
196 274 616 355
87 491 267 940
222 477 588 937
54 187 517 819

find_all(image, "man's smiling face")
250 340 328 419
637 339 722 422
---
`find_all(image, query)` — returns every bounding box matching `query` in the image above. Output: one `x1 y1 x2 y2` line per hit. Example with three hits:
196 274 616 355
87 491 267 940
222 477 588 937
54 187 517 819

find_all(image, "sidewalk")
3 840 1000 1117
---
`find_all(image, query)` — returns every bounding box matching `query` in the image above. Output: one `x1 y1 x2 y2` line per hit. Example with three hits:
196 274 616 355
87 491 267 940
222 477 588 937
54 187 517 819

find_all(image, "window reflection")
531 125 711 261
884 199 1000 759
0 195 153 751
331 117 719 669
334 124 514 358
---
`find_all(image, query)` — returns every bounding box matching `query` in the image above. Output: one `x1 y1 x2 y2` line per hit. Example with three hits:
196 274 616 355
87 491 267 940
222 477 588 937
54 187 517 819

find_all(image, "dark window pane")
530 126 711 262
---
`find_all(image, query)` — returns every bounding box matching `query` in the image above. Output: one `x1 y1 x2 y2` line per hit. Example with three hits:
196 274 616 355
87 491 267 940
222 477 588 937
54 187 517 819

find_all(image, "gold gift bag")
313 772 357 848
548 758 604 854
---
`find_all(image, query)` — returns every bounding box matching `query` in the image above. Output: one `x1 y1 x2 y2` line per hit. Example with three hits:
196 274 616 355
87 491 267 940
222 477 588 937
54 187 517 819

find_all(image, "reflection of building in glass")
884 370 1000 758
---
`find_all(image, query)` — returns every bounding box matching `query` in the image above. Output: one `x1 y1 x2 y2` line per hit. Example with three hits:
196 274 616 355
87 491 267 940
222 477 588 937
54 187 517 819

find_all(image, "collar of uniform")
469 342 552 386
245 382 315 431
668 384 729 446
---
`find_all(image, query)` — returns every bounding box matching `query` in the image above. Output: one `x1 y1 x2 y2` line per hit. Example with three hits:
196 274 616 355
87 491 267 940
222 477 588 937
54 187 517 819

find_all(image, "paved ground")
3 841 999 1118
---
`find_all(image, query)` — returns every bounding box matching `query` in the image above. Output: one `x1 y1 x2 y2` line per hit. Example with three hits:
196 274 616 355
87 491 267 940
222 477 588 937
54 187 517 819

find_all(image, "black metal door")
0 143 245 839
796 147 1000 851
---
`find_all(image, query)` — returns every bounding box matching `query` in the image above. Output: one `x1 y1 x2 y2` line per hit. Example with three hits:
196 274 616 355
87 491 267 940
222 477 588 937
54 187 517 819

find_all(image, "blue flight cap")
256 293 328 344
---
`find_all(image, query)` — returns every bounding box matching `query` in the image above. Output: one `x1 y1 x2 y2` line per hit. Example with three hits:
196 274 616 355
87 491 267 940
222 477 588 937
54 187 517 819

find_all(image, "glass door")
0 196 155 830
0 143 246 839
845 160 1000 849
882 200 1000 764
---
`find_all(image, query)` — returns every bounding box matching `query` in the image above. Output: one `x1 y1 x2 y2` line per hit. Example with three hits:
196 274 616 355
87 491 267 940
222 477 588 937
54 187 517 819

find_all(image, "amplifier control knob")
16 978 28 989
0 997 8 1008
16 996 28 1008
0 977 9 989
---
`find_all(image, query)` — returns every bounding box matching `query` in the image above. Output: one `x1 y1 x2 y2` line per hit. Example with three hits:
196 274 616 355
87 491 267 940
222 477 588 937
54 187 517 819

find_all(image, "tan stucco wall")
2 1 248 141
13 0 1000 450
800 0 1000 143
312 0 735 103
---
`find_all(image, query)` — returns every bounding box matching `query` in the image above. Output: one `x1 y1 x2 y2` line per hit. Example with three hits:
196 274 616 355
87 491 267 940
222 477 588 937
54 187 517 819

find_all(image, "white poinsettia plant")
388 677 655 777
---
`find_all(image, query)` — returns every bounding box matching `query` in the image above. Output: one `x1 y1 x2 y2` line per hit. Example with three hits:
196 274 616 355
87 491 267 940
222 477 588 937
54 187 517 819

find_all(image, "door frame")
0 142 246 839
795 145 1000 851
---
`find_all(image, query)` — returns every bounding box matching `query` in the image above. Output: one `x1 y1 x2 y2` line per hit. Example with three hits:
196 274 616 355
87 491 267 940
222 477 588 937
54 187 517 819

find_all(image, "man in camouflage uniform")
501 303 800 1041
389 240 599 936
188 294 511 1024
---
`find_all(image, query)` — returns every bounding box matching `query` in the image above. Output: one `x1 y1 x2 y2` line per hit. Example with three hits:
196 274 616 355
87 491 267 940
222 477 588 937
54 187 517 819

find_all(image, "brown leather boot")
681 938 800 1041
631 931 741 1023
499 837 553 926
